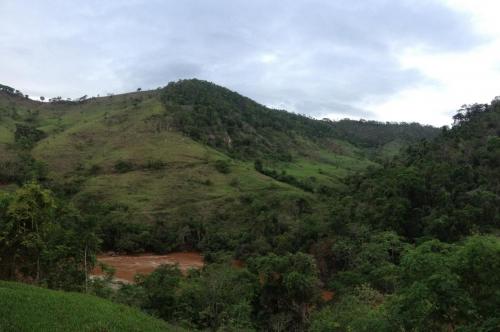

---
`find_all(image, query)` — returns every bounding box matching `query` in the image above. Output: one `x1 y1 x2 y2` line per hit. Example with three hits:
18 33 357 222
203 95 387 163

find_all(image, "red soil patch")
231 259 245 268
91 252 204 283
321 290 334 302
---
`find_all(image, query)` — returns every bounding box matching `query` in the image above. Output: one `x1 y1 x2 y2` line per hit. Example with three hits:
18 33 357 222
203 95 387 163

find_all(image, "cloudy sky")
1 0 499 126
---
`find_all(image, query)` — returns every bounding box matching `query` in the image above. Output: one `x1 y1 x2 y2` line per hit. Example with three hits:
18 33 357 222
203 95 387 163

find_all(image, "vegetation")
0 183 98 291
161 79 438 161
0 281 179 331
322 118 438 151
1 80 498 331
99 252 321 331
309 101 500 331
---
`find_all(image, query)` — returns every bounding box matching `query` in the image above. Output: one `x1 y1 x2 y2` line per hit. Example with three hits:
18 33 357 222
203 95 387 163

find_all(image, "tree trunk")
36 255 40 283
84 243 88 293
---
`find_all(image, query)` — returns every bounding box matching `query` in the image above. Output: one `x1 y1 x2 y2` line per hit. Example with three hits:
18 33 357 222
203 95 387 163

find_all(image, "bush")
145 159 165 170
215 160 231 174
114 160 135 173
229 178 240 187
88 164 102 175
14 124 46 149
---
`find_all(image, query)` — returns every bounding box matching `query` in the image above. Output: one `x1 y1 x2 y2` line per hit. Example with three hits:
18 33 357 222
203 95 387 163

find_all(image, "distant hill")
0 281 181 331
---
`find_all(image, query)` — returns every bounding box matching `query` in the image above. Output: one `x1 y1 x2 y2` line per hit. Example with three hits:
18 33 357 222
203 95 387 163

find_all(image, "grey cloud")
0 0 485 119
117 60 203 89
293 100 375 119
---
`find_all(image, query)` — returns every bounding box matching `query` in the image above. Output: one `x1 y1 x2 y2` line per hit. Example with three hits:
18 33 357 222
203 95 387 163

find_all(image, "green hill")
0 281 182 332
1 81 498 332
329 101 500 242
310 100 500 331
0 80 439 254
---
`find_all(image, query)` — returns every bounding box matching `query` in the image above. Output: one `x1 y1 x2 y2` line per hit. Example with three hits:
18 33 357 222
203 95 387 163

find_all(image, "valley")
0 80 498 331
3 1 500 330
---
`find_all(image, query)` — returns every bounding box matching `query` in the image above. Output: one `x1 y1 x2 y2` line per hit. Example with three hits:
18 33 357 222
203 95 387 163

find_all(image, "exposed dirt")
91 252 204 283
321 290 334 302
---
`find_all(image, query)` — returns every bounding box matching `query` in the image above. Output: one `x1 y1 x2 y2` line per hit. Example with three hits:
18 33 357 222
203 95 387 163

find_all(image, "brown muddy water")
91 252 204 283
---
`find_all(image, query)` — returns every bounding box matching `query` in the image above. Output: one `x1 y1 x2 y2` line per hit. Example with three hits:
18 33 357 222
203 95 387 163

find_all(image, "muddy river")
91 252 204 283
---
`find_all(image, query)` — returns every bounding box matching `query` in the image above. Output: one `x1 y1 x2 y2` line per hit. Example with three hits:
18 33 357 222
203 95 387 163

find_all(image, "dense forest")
0 81 498 331
162 79 438 161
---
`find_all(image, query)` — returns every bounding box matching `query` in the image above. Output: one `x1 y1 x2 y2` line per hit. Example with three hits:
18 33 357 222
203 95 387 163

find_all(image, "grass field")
0 281 181 332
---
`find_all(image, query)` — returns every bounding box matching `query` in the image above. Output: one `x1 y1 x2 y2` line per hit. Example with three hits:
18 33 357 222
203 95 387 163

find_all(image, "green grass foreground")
0 281 181 332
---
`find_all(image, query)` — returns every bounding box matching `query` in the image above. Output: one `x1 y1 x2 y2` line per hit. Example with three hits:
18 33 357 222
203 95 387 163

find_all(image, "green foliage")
310 100 500 331
145 159 165 170
330 101 500 241
0 183 97 291
310 284 389 332
112 263 257 331
0 84 25 97
0 82 497 331
113 160 135 173
161 79 437 161
254 161 315 192
214 159 231 174
385 236 500 331
311 236 500 332
186 264 257 330
325 231 407 294
140 264 183 320
0 153 48 185
323 118 439 150
0 79 432 258
108 254 322 331
14 124 46 149
247 252 321 331
0 84 16 95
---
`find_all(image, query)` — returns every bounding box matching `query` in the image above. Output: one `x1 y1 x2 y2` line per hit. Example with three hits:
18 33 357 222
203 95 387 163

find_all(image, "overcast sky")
1 0 499 126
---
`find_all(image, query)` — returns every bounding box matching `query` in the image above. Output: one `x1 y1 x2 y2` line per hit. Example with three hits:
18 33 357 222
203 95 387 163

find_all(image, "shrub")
14 124 46 149
88 164 102 175
229 178 240 187
215 160 231 174
114 160 135 173
145 159 165 170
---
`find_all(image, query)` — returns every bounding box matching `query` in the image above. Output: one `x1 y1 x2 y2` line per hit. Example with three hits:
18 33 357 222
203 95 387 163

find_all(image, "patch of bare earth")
91 252 204 283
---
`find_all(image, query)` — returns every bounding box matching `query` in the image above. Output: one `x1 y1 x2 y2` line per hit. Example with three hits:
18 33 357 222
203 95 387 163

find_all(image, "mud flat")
91 252 204 283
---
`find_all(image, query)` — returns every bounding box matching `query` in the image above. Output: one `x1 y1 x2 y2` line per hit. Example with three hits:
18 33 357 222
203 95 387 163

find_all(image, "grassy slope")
0 281 180 332
35 95 306 218
0 83 438 226
0 89 371 222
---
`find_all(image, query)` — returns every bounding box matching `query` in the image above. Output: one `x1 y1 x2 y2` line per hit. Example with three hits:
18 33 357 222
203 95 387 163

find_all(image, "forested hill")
0 80 439 163
0 80 438 255
324 118 439 149
330 100 500 242
0 78 440 269
161 79 438 160
305 99 500 331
